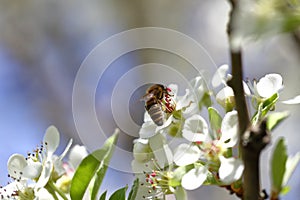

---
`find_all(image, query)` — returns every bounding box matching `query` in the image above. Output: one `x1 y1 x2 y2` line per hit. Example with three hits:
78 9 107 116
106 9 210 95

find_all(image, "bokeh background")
0 0 300 199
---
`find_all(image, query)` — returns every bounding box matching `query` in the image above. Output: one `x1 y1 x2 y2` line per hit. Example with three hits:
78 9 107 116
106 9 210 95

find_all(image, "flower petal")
68 145 89 169
174 144 201 166
139 121 157 139
133 140 152 163
22 160 42 179
212 64 229 88
7 154 28 178
149 134 173 168
216 86 235 109
282 95 300 105
256 73 283 98
182 115 209 142
181 166 208 190
43 126 60 156
219 156 244 184
220 110 238 147
35 160 53 190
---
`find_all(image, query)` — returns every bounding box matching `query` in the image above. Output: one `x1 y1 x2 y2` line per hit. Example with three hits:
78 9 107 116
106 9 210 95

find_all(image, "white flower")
35 126 73 190
173 144 202 166
181 165 208 190
182 114 209 142
218 156 244 184
176 76 209 117
0 181 24 200
255 73 283 99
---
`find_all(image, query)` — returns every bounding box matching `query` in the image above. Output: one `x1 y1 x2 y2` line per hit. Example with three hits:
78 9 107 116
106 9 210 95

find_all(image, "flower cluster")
0 126 88 200
132 65 300 199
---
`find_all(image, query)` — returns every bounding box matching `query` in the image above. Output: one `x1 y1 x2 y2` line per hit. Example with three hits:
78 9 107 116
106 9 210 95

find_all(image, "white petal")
212 64 229 87
181 166 208 190
282 95 300 105
176 89 194 110
174 144 201 166
68 145 89 169
35 160 53 190
58 139 73 161
256 73 283 98
23 161 42 179
243 81 251 96
35 188 55 200
144 111 152 122
167 84 178 99
139 121 157 139
190 76 207 100
282 152 300 186
219 156 244 184
0 182 24 200
220 110 238 147
44 126 60 155
131 160 155 174
7 154 28 178
182 115 209 142
133 140 152 163
149 134 173 168
216 86 234 108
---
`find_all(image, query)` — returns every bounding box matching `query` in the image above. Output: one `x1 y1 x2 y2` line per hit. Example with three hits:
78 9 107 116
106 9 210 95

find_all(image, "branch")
227 0 270 199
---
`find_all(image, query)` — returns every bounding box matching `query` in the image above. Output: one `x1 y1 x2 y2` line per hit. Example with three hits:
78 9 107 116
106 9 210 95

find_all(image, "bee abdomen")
148 104 165 126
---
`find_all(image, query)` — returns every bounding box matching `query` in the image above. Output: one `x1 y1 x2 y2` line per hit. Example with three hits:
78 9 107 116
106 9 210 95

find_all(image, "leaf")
127 178 139 200
271 138 288 195
208 107 222 136
109 186 128 200
261 93 279 116
203 170 220 185
70 129 119 200
199 91 212 110
266 111 289 131
252 93 279 124
99 191 107 200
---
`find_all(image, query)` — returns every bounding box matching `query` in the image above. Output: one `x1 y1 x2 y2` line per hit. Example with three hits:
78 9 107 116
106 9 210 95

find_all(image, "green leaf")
266 111 289 131
252 93 279 124
261 93 279 116
99 191 107 200
127 178 139 200
208 107 222 136
70 129 119 200
174 186 187 200
91 130 119 200
199 91 212 110
109 186 128 200
271 138 288 194
203 170 220 185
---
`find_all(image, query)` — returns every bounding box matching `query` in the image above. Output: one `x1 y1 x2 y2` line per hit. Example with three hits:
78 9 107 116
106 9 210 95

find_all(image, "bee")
142 84 176 126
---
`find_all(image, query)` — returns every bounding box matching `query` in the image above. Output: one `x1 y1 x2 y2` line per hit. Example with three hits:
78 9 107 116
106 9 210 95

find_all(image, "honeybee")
142 84 176 126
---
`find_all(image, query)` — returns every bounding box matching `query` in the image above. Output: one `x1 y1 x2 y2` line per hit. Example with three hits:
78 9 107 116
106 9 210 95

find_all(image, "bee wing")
141 93 154 102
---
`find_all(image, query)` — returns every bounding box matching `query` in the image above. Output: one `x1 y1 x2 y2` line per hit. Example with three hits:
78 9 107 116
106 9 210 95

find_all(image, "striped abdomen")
147 104 165 126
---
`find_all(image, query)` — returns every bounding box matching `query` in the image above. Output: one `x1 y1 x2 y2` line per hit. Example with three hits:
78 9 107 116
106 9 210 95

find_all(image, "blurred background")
0 0 300 199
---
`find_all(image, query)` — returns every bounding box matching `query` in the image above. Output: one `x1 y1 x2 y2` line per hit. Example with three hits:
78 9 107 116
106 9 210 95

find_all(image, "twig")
227 0 270 199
